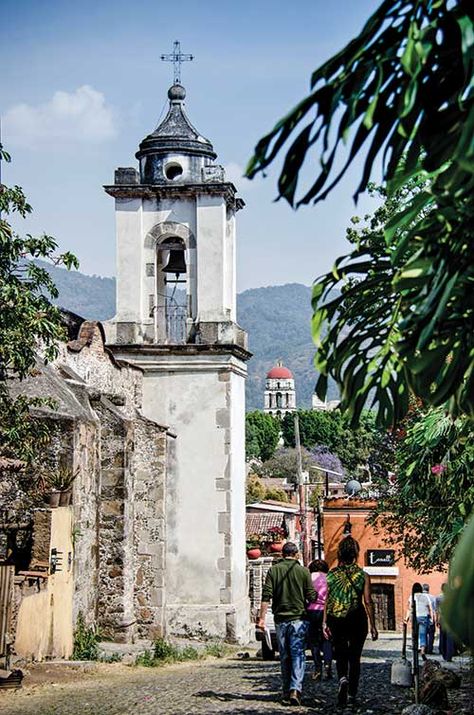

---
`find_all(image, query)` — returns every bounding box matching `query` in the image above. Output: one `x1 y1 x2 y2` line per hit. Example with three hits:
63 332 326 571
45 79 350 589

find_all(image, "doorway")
371 583 396 631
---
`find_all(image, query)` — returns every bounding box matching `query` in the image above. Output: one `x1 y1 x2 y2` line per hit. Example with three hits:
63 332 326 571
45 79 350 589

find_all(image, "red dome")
267 365 293 379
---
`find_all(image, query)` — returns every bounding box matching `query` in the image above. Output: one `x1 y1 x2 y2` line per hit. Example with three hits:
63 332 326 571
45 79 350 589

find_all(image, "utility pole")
294 413 310 565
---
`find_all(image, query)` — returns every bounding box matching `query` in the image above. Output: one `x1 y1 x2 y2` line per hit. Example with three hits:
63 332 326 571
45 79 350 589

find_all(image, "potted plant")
267 526 286 553
44 467 78 507
246 534 262 560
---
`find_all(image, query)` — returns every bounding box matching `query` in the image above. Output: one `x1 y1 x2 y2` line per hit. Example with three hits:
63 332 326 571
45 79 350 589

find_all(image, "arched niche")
145 222 197 344
145 221 196 250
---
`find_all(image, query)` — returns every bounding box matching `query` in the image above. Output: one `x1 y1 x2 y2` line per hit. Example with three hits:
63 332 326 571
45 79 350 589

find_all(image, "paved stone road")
0 639 471 714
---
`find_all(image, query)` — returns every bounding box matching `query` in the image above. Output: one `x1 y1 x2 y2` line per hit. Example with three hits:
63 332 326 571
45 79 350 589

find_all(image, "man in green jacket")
257 542 316 705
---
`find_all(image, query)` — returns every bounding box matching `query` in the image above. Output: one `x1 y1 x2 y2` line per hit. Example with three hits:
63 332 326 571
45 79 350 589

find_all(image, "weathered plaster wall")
134 352 249 642
15 507 74 660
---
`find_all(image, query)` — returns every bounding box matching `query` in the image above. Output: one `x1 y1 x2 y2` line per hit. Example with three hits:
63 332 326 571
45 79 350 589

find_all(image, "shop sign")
366 549 395 567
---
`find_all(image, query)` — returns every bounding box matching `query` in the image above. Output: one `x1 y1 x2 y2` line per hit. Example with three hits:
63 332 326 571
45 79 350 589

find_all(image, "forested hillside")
37 261 337 409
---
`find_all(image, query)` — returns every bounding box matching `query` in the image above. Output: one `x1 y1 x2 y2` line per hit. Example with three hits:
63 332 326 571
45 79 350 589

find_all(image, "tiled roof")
246 512 285 537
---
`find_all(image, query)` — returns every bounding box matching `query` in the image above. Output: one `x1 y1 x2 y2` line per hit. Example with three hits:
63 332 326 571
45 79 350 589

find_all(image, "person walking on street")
257 542 316 706
404 582 434 661
437 582 458 661
307 559 333 681
424 584 437 654
323 536 378 710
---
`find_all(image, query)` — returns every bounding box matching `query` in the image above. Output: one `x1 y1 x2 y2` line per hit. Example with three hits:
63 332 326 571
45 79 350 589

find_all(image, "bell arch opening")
145 222 197 345
155 237 189 344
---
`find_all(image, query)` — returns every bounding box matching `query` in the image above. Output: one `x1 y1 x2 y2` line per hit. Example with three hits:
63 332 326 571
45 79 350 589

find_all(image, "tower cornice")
103 182 245 212
107 342 252 364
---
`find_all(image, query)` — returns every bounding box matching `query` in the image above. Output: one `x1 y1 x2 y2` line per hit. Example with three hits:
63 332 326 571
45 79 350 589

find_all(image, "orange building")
322 498 446 632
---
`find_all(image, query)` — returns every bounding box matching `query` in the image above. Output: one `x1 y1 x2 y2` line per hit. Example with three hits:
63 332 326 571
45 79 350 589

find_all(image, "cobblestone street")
1 638 472 714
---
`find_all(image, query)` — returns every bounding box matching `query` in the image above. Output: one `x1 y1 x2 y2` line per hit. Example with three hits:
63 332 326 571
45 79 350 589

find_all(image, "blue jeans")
417 616 429 648
275 619 309 693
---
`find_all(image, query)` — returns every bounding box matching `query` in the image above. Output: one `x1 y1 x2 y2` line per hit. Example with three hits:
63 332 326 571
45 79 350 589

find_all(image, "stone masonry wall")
95 397 134 642
71 419 101 627
131 417 168 639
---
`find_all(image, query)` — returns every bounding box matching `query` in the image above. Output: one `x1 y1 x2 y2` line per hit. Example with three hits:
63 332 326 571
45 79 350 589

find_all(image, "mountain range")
38 261 338 410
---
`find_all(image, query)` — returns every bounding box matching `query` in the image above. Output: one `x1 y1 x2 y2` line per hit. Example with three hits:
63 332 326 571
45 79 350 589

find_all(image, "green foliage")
311 180 473 426
153 638 178 660
442 514 474 650
0 150 79 463
44 466 78 491
204 641 230 658
246 474 266 504
135 649 155 667
72 612 100 661
245 411 280 461
135 638 201 667
100 652 123 663
264 487 288 503
308 484 322 510
371 406 474 572
246 1 474 424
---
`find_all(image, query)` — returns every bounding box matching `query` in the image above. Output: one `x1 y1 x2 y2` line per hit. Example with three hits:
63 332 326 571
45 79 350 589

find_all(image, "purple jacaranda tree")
309 445 345 482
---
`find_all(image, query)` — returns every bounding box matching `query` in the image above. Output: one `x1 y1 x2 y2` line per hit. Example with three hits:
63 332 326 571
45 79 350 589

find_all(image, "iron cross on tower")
161 41 194 85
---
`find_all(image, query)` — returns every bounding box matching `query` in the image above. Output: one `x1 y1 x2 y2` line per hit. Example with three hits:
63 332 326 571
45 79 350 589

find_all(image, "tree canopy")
245 411 280 461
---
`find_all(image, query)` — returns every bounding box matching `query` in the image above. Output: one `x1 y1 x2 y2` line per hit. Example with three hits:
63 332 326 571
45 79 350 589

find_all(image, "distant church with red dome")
263 360 297 417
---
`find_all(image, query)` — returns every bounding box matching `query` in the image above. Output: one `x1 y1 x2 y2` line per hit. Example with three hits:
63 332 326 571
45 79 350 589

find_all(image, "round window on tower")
164 162 184 181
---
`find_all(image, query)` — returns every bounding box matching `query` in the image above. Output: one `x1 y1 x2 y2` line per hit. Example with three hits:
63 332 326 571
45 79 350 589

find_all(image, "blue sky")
1 0 381 290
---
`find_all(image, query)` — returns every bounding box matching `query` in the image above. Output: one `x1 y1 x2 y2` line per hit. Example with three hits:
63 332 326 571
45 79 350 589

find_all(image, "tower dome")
266 364 293 380
264 361 296 418
136 83 217 184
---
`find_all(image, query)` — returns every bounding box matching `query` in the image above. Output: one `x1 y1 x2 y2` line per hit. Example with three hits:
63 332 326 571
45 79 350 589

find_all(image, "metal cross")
161 41 193 85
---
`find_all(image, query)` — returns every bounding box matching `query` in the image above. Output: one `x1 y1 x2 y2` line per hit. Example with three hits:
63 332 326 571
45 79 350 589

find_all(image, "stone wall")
31 510 52 563
131 418 168 639
5 321 171 656
94 398 133 641
70 419 101 628
247 557 275 620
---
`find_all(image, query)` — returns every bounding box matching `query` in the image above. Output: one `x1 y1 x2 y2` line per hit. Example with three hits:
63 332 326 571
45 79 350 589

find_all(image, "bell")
162 249 186 275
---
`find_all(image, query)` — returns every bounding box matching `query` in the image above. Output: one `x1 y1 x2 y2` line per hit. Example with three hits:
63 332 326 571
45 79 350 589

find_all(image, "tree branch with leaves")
0 147 79 466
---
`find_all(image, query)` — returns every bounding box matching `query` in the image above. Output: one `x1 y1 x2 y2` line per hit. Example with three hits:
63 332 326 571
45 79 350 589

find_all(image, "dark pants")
327 606 368 697
426 620 435 654
307 610 333 671
439 626 457 661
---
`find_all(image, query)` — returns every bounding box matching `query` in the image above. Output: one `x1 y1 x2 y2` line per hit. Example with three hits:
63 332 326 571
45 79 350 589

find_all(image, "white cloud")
3 85 118 148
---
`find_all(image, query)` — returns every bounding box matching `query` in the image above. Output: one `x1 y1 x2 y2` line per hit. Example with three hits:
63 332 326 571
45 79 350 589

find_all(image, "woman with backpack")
323 536 378 709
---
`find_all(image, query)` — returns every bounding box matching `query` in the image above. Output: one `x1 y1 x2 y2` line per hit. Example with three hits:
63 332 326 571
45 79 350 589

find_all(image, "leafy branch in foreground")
246 0 473 209
311 181 473 426
246 1 474 424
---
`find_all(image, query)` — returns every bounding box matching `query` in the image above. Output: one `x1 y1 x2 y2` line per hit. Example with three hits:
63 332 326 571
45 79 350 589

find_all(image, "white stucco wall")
115 198 143 323
116 350 249 641
114 193 237 337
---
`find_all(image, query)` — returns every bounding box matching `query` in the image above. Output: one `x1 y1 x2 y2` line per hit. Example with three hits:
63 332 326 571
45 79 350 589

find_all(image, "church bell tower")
104 68 250 642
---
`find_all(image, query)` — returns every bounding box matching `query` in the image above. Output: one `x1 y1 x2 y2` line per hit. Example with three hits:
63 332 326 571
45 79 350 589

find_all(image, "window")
164 162 183 181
